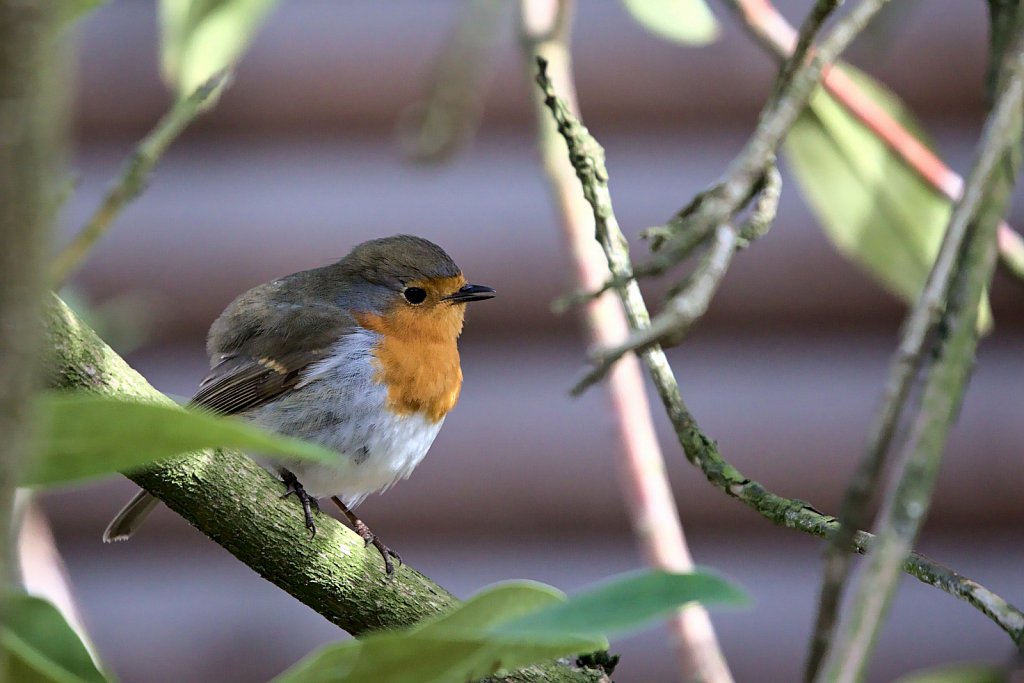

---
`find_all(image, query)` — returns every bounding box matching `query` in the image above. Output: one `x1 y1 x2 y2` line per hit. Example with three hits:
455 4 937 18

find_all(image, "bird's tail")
103 490 160 542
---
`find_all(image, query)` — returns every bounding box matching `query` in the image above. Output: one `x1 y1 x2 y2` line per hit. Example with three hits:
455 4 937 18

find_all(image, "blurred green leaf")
29 393 340 486
276 582 582 683
622 0 720 45
3 592 109 683
275 570 746 683
892 662 1006 683
784 66 992 330
496 570 747 638
159 0 277 96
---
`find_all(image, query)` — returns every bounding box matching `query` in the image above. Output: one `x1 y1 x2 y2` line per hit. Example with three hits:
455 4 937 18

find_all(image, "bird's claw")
280 470 320 539
353 519 402 577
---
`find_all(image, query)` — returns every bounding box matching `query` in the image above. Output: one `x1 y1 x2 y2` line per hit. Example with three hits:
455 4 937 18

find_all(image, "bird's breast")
355 310 463 423
246 330 446 502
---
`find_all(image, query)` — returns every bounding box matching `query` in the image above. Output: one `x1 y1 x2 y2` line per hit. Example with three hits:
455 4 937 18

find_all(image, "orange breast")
356 304 465 423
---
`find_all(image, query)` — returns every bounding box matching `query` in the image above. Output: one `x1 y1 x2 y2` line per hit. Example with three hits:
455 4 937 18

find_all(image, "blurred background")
39 1 1023 681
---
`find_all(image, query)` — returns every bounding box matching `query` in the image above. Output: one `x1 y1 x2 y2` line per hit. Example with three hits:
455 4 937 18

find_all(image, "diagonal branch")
533 55 1024 652
50 71 227 287
41 294 606 683
574 0 888 390
721 0 1024 285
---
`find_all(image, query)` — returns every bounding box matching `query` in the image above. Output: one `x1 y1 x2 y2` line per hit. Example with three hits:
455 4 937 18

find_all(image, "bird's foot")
353 518 402 577
331 496 402 577
280 469 320 539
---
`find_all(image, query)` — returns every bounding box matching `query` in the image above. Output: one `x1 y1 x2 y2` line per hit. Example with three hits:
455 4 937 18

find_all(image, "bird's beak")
445 283 496 303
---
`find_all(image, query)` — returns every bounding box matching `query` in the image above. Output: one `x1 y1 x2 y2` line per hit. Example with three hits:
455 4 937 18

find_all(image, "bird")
103 234 495 575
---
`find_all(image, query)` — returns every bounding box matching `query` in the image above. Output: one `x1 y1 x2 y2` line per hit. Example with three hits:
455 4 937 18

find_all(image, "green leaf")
29 393 340 486
3 592 109 683
159 0 278 96
275 570 746 683
495 569 748 638
783 66 992 330
277 582 585 683
622 0 720 45
892 662 1006 683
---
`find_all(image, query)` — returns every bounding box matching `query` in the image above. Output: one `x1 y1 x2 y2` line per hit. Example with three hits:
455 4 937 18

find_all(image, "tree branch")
532 55 1024 654
41 295 606 683
573 0 887 389
49 71 227 287
817 18 1024 683
721 0 1024 285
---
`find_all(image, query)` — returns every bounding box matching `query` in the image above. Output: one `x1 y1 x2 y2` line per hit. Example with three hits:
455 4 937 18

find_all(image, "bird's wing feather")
191 299 357 416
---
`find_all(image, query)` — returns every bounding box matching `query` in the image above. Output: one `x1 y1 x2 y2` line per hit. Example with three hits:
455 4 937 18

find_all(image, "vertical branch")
0 0 62 670
519 3 733 681
808 6 1024 677
818 22 1024 683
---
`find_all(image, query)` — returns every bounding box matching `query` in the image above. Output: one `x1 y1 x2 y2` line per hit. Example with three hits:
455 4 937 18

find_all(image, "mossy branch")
41 294 606 683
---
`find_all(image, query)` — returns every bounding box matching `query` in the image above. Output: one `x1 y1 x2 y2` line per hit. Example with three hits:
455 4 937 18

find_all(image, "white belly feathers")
242 329 443 505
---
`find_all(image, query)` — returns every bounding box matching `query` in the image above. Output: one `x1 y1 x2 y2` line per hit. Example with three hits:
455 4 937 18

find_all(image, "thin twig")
533 54 1024 653
558 160 779 314
768 0 840 106
997 224 1024 281
50 71 227 286
666 0 887 241
596 0 842 285
737 162 782 245
817 22 1024 683
572 225 739 396
571 161 781 393
576 0 886 390
521 2 734 680
721 0 1024 285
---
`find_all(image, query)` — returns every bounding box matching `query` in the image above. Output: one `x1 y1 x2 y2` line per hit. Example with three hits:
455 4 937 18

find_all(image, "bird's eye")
403 287 427 304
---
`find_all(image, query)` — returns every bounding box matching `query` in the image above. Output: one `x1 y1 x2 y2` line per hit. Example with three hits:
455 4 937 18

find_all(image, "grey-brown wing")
191 296 356 416
189 349 330 415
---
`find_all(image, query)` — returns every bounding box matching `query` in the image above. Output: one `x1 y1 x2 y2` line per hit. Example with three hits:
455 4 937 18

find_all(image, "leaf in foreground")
495 569 746 638
3 592 109 683
892 662 1006 683
783 65 992 330
275 570 746 683
29 393 339 486
621 0 720 45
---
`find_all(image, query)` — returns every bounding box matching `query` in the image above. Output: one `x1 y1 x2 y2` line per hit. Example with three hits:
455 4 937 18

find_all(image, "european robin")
103 235 495 575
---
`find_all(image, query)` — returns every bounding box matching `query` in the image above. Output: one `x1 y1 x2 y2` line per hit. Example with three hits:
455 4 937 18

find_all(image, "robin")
103 234 495 575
